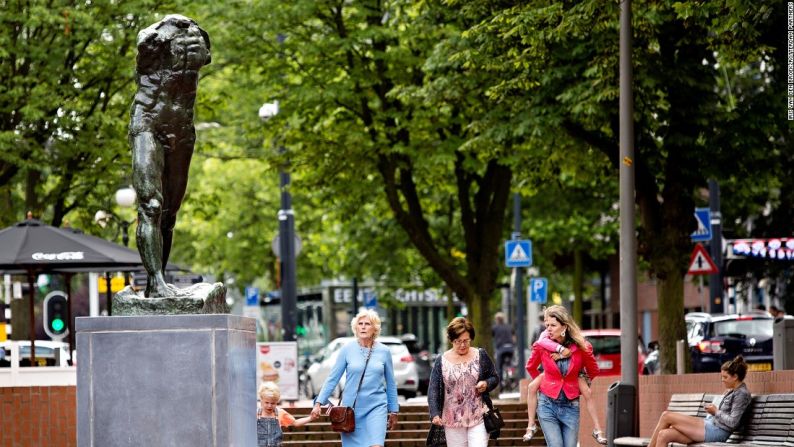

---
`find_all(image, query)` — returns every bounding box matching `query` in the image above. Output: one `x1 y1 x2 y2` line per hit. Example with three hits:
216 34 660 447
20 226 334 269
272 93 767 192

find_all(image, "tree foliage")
454 0 788 372
2 1 789 365
0 1 178 229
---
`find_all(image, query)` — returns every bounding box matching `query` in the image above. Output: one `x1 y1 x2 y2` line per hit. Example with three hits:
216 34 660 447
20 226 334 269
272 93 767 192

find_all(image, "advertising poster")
257 342 299 401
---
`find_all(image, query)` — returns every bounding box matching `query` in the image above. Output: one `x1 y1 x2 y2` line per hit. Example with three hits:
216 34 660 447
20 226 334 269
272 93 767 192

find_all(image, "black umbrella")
0 219 147 365
0 219 143 270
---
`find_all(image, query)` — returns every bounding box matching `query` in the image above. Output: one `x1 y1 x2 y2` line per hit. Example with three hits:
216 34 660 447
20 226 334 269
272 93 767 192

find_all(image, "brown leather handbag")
329 405 355 433
327 346 372 433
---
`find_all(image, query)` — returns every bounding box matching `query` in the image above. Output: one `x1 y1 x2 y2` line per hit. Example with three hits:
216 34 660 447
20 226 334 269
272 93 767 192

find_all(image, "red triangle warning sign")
688 243 718 275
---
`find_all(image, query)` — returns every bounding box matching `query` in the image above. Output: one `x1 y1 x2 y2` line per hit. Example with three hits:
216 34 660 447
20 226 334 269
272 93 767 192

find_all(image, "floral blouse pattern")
441 355 483 428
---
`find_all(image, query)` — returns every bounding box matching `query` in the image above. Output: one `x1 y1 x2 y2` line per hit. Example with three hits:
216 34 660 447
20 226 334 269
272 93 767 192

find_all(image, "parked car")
0 340 71 367
400 334 431 395
642 341 660 375
686 312 774 373
305 336 419 399
581 329 647 376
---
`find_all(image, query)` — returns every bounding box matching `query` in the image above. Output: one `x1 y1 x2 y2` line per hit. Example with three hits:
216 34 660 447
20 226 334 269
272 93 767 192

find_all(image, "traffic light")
43 292 68 339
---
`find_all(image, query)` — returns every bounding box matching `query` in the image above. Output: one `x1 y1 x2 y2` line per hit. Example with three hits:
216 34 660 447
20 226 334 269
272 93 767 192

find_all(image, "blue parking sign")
529 278 548 304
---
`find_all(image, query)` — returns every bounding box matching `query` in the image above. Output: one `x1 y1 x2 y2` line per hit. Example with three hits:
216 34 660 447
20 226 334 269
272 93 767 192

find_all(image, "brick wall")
521 370 794 447
0 386 76 447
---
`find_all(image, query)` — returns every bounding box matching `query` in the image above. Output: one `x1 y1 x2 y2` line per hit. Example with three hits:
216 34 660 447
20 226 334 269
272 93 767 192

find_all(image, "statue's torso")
129 17 210 137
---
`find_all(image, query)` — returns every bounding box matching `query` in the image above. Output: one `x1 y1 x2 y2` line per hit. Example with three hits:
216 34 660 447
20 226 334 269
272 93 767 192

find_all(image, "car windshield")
587 336 621 355
18 346 56 357
714 319 773 337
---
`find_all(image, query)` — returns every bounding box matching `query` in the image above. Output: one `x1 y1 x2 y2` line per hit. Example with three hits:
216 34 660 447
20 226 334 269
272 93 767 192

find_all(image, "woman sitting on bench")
648 355 751 447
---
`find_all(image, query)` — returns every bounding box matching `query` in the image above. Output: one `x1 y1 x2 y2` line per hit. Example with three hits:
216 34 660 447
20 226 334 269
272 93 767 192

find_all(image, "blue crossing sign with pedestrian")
691 208 712 242
505 240 533 268
245 287 259 306
529 278 548 303
363 291 377 309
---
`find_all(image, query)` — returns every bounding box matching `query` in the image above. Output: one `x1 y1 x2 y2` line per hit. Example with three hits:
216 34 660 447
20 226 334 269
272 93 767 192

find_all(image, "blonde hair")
544 305 587 350
258 381 280 402
351 309 382 339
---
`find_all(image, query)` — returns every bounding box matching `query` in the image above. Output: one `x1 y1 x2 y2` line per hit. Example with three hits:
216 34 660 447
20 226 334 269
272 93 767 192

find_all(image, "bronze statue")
130 15 211 297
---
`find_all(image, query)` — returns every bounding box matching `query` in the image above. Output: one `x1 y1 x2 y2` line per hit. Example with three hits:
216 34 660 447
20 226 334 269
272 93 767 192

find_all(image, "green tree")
0 1 176 228
457 0 788 372
187 0 537 351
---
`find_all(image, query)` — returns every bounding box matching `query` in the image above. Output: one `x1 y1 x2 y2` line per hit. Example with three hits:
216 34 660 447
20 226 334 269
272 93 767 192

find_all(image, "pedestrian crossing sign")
505 240 533 268
691 208 712 242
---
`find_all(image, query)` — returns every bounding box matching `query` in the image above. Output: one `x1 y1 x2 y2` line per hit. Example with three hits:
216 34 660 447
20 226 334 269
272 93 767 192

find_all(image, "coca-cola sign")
31 251 85 261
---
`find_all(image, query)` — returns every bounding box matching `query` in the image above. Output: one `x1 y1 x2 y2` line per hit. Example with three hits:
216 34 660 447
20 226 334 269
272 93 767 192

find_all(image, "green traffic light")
51 318 65 332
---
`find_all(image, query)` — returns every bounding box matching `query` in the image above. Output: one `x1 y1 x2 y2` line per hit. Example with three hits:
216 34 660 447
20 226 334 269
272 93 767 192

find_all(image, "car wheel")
402 390 416 399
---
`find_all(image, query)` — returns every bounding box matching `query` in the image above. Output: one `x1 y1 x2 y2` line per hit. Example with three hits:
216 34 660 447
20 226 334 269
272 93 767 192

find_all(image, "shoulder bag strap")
336 345 373 409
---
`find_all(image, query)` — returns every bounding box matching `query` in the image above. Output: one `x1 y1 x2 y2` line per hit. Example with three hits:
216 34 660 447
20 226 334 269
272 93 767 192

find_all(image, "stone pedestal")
76 315 256 447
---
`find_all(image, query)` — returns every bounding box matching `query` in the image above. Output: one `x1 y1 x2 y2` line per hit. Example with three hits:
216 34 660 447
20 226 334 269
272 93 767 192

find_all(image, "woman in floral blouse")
427 317 500 447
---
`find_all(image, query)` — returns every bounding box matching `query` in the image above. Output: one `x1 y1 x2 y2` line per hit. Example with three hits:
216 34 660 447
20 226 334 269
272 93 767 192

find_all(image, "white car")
0 340 71 367
306 336 419 399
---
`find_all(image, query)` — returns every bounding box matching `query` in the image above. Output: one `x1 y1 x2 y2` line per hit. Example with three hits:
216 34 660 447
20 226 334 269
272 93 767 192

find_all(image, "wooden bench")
614 393 713 446
614 393 794 447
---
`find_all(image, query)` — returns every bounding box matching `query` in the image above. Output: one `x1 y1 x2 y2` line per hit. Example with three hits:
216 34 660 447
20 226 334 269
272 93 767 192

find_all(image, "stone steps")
282 402 545 446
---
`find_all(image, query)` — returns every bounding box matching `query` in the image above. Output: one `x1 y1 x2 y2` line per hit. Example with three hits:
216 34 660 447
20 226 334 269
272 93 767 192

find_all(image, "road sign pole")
513 193 526 380
708 179 723 314
279 164 298 343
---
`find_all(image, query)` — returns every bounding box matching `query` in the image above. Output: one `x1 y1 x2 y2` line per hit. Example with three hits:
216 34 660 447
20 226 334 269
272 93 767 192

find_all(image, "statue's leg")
132 131 171 297
161 135 195 270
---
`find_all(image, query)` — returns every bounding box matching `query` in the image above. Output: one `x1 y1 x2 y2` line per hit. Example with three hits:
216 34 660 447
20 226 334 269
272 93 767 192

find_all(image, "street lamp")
94 186 136 247
259 100 298 343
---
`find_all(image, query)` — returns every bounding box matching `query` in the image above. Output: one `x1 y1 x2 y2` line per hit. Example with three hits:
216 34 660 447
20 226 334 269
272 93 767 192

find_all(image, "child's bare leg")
579 377 602 432
526 374 543 428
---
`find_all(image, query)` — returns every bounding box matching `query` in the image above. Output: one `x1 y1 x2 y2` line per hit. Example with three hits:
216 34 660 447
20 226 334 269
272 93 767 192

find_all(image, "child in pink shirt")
523 329 606 445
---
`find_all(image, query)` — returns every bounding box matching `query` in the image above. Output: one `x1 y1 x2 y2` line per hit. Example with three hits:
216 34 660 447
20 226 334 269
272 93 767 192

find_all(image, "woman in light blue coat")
310 310 399 447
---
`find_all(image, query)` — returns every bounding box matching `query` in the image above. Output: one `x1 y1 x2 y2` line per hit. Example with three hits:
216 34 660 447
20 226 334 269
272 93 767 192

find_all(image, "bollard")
676 339 685 375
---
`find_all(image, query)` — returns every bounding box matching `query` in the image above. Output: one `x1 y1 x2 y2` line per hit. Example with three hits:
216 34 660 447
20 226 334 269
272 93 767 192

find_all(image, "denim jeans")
537 392 580 447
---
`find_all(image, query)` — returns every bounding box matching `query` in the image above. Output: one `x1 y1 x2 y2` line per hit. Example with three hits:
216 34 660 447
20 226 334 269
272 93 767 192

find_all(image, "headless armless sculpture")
130 15 211 298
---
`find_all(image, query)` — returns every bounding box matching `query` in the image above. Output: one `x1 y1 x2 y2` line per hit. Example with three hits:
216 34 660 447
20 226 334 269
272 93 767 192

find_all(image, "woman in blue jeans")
525 305 599 447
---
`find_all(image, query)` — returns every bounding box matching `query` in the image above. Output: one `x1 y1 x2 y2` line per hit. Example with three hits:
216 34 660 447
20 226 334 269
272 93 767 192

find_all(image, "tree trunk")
573 248 583 325
656 257 691 374
10 297 30 342
25 169 41 217
465 292 494 359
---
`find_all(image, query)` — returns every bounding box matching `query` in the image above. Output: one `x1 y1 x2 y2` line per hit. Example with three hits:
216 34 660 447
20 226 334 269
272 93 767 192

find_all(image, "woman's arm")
314 345 348 406
713 387 751 431
479 348 500 392
383 347 400 413
427 356 443 420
